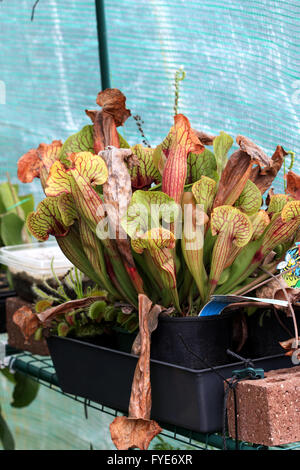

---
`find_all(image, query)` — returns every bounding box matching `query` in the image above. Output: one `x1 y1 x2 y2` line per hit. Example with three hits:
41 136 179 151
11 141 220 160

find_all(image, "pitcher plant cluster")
13 87 300 451
16 88 300 316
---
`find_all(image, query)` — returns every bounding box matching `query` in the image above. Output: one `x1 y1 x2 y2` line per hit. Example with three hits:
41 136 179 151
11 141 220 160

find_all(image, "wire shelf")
5 350 300 451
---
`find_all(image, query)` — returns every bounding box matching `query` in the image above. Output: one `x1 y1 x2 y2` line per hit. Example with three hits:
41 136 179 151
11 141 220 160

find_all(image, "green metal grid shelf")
4 349 300 451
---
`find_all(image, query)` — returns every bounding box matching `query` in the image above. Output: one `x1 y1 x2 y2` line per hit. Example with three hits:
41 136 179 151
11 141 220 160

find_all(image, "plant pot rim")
47 334 286 374
159 311 235 322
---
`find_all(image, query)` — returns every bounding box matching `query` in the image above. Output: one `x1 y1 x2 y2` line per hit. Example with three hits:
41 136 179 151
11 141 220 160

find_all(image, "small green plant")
32 265 139 340
0 174 33 247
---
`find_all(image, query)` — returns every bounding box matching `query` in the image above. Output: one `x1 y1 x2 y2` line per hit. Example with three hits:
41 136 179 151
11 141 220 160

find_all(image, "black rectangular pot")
47 335 294 433
242 309 300 359
150 313 235 368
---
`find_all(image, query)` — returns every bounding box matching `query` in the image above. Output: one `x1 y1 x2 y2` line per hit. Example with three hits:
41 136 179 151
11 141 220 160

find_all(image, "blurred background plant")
0 366 39 449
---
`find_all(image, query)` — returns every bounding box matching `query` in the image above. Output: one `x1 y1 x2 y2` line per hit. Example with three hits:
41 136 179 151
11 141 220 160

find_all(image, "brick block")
226 366 300 446
6 296 49 356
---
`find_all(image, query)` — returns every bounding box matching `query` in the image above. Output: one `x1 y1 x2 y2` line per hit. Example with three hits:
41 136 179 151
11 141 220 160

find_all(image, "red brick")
226 366 300 446
6 296 49 356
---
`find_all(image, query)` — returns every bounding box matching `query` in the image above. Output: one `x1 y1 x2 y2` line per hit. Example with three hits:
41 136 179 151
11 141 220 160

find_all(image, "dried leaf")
86 89 131 153
109 416 161 451
279 337 300 360
256 277 300 313
280 337 300 351
192 129 216 146
236 135 270 168
13 307 39 343
100 146 144 294
250 145 286 194
18 140 62 188
17 149 41 183
213 150 253 208
232 312 248 352
86 111 120 153
286 171 300 200
131 304 164 355
37 296 104 324
110 294 162 450
96 88 131 127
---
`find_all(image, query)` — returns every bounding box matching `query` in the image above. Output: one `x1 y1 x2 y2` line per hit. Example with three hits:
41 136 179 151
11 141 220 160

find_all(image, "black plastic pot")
242 309 300 359
47 335 294 433
150 313 235 368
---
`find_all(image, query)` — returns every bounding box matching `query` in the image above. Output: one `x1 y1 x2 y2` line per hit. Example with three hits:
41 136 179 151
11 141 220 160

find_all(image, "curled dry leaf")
250 145 286 195
286 171 300 200
214 138 285 208
18 140 62 188
256 277 300 315
17 149 41 183
109 417 161 451
96 88 131 127
213 150 253 208
86 89 131 153
236 135 270 168
13 306 40 343
262 250 277 266
214 135 271 209
192 129 216 146
131 304 164 355
279 337 300 360
110 294 162 450
13 297 106 340
37 296 105 324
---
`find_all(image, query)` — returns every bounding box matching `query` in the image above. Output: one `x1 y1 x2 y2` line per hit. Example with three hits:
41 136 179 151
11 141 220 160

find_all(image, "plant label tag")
199 294 288 316
277 242 300 288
